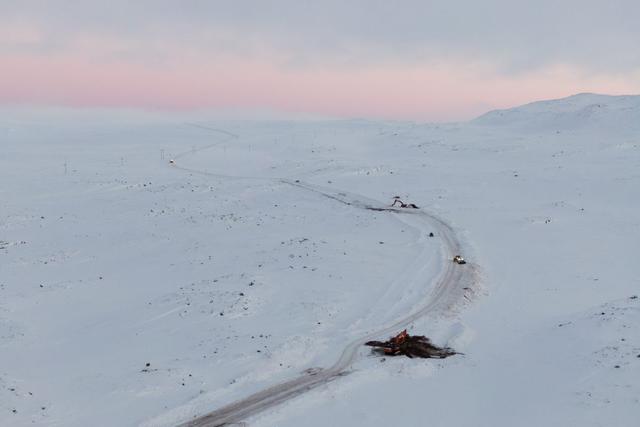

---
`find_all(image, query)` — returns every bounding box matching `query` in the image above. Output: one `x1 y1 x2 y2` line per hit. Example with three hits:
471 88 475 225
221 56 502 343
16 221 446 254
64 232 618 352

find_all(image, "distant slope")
472 93 640 133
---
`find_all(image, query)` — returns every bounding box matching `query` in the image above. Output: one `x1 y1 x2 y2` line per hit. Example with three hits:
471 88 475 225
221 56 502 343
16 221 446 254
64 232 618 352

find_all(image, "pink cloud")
1 50 638 121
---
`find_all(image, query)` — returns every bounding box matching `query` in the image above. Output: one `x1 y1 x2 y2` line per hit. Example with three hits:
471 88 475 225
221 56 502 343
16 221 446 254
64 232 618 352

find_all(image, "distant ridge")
472 93 640 132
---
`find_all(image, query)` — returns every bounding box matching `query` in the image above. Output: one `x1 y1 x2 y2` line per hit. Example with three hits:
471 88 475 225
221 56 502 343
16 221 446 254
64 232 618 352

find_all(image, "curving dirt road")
168 127 470 427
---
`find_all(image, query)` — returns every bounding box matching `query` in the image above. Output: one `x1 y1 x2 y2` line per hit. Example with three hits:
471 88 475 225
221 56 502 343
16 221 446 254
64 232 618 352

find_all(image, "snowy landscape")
1 93 639 426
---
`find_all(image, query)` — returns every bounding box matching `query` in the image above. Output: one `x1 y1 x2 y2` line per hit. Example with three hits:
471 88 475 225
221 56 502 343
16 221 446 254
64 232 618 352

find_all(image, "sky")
1 0 640 121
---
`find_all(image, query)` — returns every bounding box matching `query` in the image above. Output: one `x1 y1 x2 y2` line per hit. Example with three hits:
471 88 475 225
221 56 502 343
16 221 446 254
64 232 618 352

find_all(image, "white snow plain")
1 93 639 426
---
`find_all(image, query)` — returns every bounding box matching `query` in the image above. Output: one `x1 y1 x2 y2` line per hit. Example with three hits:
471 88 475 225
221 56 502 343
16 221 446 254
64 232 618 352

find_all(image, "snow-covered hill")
473 93 640 133
1 95 638 426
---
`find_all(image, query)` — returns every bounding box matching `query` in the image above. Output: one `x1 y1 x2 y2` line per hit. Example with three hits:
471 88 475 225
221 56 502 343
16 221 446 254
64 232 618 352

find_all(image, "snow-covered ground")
1 93 639 426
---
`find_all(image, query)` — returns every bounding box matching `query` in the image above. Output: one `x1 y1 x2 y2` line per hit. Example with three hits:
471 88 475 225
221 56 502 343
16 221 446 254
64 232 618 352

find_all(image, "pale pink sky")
2 1 640 121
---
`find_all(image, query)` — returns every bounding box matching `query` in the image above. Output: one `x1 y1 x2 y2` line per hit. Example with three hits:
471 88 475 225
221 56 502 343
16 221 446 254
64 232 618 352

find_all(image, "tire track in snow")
164 127 471 427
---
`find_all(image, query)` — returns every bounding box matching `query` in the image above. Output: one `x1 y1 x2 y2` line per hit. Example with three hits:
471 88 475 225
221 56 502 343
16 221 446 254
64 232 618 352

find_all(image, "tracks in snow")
166 126 470 427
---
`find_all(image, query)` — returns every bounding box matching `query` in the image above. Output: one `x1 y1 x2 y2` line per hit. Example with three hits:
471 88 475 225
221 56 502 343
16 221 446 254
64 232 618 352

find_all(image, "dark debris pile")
365 330 458 359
